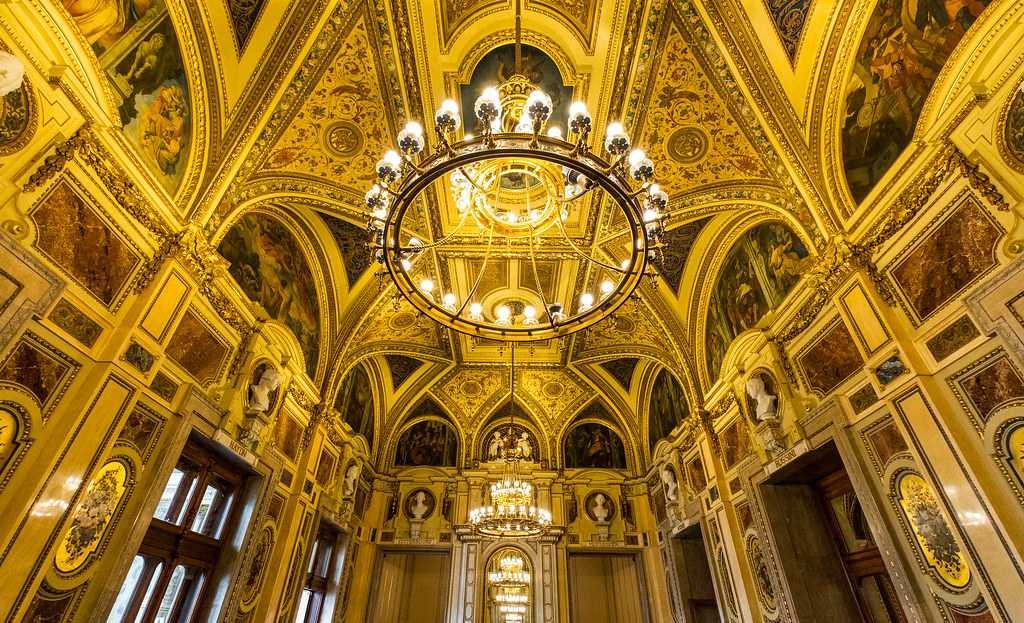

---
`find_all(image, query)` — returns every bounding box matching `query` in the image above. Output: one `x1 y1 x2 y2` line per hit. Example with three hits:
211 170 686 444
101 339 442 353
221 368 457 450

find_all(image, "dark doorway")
670 524 720 623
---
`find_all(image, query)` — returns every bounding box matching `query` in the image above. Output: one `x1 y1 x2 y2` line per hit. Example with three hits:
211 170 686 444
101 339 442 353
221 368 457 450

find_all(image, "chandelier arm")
451 223 497 318
526 227 556 330
552 205 633 273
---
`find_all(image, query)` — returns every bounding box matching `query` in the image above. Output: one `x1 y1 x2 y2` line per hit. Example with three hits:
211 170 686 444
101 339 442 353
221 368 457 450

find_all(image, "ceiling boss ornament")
362 8 667 343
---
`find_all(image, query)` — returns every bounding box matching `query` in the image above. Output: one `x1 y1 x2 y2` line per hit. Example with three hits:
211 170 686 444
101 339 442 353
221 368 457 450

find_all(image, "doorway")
670 524 720 623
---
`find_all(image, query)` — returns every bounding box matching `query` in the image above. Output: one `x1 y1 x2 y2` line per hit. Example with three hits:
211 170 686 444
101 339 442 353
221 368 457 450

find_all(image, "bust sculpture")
246 367 281 415
592 493 610 522
342 463 360 496
0 52 25 96
745 374 778 422
661 466 679 502
410 491 430 519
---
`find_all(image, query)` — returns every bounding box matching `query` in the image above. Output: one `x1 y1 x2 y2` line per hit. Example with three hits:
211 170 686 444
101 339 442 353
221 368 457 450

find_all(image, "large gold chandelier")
469 347 551 537
363 12 666 343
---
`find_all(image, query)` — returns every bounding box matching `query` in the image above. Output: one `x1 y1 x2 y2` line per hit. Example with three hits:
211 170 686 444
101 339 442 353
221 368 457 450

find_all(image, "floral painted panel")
32 182 141 307
894 471 971 590
218 214 320 375
841 0 991 203
797 321 864 396
55 460 130 574
764 0 812 61
891 198 1002 322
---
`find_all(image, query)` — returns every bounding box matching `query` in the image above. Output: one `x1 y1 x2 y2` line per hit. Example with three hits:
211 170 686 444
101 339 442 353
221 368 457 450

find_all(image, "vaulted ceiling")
35 0 1005 464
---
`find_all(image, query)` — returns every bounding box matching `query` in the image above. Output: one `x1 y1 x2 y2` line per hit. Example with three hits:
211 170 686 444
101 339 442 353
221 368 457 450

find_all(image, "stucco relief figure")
516 432 533 460
591 493 610 522
661 466 679 502
487 431 503 459
410 491 430 519
746 374 778 422
342 463 360 497
0 52 25 96
245 366 280 415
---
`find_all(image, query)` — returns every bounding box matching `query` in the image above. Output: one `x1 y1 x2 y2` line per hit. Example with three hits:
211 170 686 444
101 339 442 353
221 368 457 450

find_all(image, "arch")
475 400 544 464
562 411 628 470
645 368 690 455
700 220 811 384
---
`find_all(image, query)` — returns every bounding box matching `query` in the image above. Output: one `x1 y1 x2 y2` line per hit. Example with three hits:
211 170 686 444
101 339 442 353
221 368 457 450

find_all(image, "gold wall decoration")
893 470 971 591
950 350 1024 431
795 319 863 396
862 417 910 476
115 407 164 463
54 459 132 575
0 333 77 415
926 315 980 362
149 370 179 402
165 308 230 385
31 180 143 308
744 530 778 615
0 404 31 492
998 82 1024 172
47 299 103 348
0 62 36 156
240 524 275 610
637 8 772 200
889 195 1004 323
996 419 1024 502
22 581 86 623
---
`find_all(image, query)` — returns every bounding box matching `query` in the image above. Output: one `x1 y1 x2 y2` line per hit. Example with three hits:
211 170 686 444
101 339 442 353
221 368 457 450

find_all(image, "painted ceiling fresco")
648 369 689 453
218 213 322 375
841 0 990 203
61 0 192 195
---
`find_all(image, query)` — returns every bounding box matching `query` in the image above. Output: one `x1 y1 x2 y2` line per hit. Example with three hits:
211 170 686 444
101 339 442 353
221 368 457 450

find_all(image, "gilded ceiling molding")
677 0 835 235
998 80 1024 173
447 29 587 97
525 0 601 53
629 0 824 242
188 0 331 222
606 0 651 123
438 0 507 53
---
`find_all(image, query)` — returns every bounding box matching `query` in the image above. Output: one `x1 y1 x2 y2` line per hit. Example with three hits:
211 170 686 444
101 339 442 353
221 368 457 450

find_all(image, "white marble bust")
592 493 610 522
661 466 679 501
0 52 25 96
745 374 778 422
246 367 280 415
342 463 360 496
410 491 430 519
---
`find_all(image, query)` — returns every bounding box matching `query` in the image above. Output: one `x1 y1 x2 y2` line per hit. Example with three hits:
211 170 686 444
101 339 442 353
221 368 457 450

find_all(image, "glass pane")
154 565 186 623
190 482 232 538
106 556 145 623
175 569 206 623
293 589 312 623
314 539 334 578
137 561 164 622
155 467 199 525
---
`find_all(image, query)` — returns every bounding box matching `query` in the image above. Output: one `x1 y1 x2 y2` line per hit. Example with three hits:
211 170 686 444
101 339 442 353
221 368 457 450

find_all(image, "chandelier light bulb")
419 278 434 293
648 183 669 210
580 292 594 311
621 258 632 270
475 87 502 123
464 132 475 141
522 305 537 324
629 149 655 182
397 121 425 155
568 101 592 134
600 280 615 296
400 258 412 271
643 207 659 223
604 122 630 155
372 207 387 221
435 99 461 132
443 292 457 307
525 89 553 124
515 114 533 133
496 305 512 324
506 211 519 224
376 150 403 185
469 302 483 320
628 149 646 167
547 126 563 139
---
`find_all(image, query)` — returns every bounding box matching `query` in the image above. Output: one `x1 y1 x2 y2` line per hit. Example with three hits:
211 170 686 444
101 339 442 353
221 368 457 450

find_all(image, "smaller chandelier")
469 444 552 537
500 605 528 614
487 554 531 587
496 590 529 604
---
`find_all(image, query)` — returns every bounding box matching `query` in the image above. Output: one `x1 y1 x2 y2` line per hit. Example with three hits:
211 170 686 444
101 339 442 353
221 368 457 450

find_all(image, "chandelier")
486 554 531 587
363 11 666 343
469 347 552 537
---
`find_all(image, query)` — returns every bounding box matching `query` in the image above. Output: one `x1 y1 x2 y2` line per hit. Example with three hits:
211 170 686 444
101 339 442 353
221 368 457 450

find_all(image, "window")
108 436 245 623
294 522 342 623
